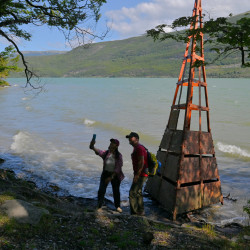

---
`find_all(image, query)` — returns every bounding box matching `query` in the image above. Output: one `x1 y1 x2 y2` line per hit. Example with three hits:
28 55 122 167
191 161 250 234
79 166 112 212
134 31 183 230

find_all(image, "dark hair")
104 149 121 160
114 148 121 160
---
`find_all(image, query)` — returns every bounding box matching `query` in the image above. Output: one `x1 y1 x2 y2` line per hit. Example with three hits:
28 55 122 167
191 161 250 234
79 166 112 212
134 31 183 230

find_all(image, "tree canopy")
0 0 107 87
0 45 21 86
147 13 250 67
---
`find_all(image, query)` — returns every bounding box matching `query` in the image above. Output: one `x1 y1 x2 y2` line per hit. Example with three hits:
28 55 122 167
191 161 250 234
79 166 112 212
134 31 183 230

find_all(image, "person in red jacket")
126 132 148 215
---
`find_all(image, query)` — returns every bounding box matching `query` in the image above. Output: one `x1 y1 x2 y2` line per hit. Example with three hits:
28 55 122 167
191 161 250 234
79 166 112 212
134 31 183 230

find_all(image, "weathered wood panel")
156 151 168 175
162 154 180 182
145 175 162 200
158 179 176 213
160 129 183 153
168 109 180 130
202 181 222 206
183 131 215 155
175 185 201 214
200 133 215 154
201 157 219 180
183 131 199 154
179 157 200 183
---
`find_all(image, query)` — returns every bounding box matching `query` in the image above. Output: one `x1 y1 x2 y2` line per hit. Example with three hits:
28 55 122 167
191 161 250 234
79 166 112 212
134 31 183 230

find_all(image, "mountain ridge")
12 12 250 78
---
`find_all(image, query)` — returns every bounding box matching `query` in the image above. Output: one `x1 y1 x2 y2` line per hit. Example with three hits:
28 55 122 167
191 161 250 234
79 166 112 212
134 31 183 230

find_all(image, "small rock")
0 158 5 164
243 235 250 241
0 199 49 225
231 237 238 242
49 184 60 192
114 218 120 223
143 231 154 244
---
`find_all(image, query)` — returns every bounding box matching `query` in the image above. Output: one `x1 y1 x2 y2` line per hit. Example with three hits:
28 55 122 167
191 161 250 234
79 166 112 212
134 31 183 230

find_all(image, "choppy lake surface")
0 78 249 225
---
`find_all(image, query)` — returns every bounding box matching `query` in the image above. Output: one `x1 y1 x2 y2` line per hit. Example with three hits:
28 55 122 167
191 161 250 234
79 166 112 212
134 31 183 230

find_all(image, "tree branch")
25 0 57 12
0 29 41 89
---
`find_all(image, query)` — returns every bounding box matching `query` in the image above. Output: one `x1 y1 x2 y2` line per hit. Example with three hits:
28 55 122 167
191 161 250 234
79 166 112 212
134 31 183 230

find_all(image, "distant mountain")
12 12 249 78
21 51 67 57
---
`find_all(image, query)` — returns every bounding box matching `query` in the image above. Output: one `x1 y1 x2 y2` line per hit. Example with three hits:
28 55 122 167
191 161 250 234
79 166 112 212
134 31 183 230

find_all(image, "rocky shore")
0 165 249 249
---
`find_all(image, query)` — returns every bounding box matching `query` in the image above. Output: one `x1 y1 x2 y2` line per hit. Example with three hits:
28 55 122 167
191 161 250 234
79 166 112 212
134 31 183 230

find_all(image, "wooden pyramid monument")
145 0 223 219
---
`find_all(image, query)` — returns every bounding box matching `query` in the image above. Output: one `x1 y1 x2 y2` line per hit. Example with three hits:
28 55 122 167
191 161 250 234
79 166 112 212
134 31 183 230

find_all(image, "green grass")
201 224 216 237
0 192 15 204
152 222 172 231
0 80 10 86
107 231 138 248
90 227 100 235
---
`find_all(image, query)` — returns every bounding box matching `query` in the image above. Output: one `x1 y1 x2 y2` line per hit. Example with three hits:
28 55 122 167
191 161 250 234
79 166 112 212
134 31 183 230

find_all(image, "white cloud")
106 0 250 39
203 0 249 17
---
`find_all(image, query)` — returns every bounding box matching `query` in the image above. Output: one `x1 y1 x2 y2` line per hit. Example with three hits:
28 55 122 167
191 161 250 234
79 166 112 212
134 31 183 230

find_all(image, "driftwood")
223 193 237 202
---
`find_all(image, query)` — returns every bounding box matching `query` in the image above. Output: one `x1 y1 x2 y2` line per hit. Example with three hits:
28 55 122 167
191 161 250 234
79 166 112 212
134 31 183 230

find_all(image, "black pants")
98 170 121 208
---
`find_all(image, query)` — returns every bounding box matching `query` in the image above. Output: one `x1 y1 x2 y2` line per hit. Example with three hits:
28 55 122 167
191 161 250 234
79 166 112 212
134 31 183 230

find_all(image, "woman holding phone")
89 137 124 212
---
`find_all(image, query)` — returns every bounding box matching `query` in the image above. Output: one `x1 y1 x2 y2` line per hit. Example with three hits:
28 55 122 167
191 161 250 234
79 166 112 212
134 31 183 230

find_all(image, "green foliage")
147 12 250 67
0 0 107 85
204 15 250 66
10 33 250 78
107 232 138 249
90 227 100 235
107 233 120 242
201 224 216 237
0 46 21 85
153 222 171 230
78 240 87 247
243 200 250 218
0 237 14 249
0 192 15 204
0 0 106 41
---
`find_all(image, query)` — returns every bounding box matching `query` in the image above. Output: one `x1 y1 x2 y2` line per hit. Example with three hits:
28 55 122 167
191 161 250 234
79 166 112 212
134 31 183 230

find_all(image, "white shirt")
104 153 115 172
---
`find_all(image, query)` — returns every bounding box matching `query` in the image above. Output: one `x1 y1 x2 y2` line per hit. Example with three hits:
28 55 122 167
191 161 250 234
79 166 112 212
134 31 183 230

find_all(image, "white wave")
83 119 96 126
22 97 29 101
25 106 32 111
220 217 248 227
217 142 250 158
10 131 102 195
11 131 37 154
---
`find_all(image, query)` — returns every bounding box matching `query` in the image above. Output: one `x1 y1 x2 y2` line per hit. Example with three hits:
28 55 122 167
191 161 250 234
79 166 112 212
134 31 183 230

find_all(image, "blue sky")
1 0 249 51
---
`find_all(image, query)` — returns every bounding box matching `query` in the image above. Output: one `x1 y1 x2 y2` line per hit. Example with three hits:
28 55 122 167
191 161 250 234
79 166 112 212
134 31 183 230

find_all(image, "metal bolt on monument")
145 0 223 220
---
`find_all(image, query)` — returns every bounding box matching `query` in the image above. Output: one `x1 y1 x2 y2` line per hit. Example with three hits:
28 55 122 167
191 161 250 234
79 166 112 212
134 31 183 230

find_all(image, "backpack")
143 146 159 176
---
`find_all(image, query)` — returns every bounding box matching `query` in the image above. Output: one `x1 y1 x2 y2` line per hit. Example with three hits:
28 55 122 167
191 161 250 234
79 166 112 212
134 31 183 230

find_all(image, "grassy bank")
0 80 10 87
0 168 249 249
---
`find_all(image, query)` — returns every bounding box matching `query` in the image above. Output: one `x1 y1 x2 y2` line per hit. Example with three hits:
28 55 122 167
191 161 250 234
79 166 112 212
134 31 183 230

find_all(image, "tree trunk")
241 47 245 66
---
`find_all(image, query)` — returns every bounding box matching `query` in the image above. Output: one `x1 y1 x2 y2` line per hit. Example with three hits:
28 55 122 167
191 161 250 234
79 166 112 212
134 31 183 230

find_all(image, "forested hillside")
12 12 250 78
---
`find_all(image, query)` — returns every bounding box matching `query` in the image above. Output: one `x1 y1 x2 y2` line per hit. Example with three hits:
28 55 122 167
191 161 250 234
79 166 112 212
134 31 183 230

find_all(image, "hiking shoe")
116 207 122 213
96 207 103 213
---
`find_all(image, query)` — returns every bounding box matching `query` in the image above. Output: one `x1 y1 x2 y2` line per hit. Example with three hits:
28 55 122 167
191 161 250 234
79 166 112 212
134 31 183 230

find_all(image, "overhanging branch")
0 29 41 89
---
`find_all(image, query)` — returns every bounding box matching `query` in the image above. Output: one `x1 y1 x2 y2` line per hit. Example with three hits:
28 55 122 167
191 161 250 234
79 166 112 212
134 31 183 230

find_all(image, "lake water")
0 78 249 225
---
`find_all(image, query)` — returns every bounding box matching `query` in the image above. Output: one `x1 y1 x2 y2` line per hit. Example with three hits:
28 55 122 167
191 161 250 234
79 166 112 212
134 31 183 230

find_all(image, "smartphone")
92 134 96 141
